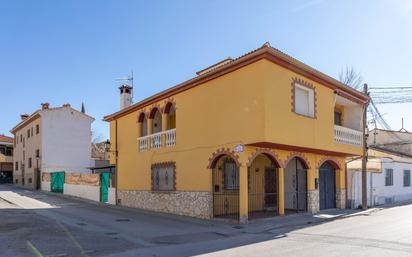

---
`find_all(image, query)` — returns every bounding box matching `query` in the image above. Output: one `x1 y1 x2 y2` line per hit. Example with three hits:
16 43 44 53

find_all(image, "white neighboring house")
10 103 94 190
347 147 412 208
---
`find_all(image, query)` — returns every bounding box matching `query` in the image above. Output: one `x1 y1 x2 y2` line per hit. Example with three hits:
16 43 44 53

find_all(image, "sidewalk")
240 208 381 234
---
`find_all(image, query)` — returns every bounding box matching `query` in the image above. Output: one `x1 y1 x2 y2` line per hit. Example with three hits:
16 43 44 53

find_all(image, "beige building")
10 102 94 189
0 135 13 183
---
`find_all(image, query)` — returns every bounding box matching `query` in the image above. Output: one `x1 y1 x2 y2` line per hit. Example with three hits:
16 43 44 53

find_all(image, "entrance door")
264 168 276 208
100 172 110 203
319 162 336 210
51 171 65 193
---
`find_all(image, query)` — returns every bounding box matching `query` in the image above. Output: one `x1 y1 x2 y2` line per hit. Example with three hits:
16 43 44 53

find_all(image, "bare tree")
339 66 363 90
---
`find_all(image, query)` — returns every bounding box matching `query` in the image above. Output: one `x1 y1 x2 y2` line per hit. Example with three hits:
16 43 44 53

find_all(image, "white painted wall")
348 159 412 208
41 181 51 192
41 107 94 174
108 187 116 205
343 105 362 131
63 184 100 202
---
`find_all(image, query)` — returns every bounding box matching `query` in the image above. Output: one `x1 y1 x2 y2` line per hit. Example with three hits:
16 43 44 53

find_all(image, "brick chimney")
41 102 50 110
20 113 29 120
62 103 71 108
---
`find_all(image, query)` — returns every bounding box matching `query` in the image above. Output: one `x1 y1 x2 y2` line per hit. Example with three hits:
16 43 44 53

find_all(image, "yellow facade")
105 45 367 222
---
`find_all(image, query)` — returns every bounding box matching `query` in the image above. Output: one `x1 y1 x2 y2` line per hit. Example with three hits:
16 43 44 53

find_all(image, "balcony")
334 125 362 147
138 129 176 152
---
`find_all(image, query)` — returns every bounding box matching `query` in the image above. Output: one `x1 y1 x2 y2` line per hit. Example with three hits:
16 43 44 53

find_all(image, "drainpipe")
115 120 118 205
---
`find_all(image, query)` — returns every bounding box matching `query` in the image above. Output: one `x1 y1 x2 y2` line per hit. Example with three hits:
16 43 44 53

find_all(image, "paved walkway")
0 184 409 257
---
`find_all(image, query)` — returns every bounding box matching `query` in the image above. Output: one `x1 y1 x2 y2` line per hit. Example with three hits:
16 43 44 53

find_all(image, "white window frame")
294 83 315 118
404 170 411 187
385 169 393 186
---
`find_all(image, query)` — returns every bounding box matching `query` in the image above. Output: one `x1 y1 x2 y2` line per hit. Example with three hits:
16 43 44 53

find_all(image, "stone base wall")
336 188 346 209
118 190 212 219
307 189 320 213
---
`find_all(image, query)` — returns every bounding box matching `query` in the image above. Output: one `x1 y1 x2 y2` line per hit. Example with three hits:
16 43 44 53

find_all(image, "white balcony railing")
138 129 176 152
334 125 363 146
151 131 163 149
138 135 149 151
165 128 176 147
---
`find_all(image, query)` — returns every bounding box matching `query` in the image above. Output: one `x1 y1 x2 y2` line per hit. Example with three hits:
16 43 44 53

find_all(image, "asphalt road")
1 184 412 257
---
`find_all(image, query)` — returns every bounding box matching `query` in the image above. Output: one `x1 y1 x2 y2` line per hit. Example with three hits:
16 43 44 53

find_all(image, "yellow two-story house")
104 43 368 223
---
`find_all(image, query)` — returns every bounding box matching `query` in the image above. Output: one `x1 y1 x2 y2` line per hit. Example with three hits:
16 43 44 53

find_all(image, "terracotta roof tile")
0 135 13 143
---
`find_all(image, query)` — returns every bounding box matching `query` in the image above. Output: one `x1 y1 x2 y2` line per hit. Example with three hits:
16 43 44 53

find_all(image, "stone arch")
137 111 146 123
163 99 177 114
247 148 283 168
316 157 341 170
149 106 162 119
284 152 311 169
207 148 240 169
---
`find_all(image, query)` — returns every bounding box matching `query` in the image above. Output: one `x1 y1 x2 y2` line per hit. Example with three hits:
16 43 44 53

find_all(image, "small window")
294 84 315 117
404 170 411 187
31 127 33 136
334 111 342 126
223 160 239 190
27 129 30 138
28 157 32 168
36 124 39 134
20 134 22 142
15 162 18 171
152 163 175 191
28 178 32 183
36 149 40 158
385 169 393 186
15 179 18 184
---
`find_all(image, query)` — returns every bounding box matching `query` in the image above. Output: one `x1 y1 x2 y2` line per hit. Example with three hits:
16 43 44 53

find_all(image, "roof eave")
104 46 369 121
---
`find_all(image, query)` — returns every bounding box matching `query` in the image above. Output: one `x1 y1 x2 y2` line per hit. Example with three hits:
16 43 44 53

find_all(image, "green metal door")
100 172 110 203
51 172 65 193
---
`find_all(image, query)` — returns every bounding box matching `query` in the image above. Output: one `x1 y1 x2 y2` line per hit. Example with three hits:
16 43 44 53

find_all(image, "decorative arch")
149 105 162 119
137 111 146 123
247 148 283 168
317 157 341 170
207 148 241 169
163 98 177 114
284 152 311 169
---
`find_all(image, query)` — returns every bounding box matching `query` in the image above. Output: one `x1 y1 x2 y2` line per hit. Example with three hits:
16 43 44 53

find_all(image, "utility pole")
362 83 369 209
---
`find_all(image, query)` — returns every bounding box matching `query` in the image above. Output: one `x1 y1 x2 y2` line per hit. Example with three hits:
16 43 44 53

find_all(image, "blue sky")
1 0 411 140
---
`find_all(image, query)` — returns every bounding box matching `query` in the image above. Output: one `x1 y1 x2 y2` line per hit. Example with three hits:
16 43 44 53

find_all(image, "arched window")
164 102 176 130
149 108 162 134
138 113 148 137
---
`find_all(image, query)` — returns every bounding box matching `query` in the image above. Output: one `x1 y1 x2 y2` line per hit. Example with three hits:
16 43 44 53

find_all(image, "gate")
285 158 308 213
212 157 240 220
248 167 278 219
319 162 336 210
51 171 65 193
100 172 110 203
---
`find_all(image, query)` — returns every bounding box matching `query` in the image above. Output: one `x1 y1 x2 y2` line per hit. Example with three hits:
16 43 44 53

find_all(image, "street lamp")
104 139 111 153
36 155 41 190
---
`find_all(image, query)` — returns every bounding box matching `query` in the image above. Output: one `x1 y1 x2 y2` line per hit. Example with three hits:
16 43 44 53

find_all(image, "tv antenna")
400 117 408 133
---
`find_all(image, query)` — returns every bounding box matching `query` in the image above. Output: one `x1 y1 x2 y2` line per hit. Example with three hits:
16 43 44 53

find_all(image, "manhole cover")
115 219 130 222
232 225 244 229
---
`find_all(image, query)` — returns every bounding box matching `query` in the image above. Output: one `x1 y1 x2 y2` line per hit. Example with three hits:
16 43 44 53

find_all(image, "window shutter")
295 87 310 116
